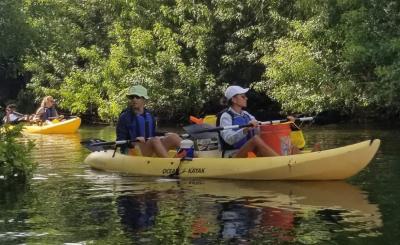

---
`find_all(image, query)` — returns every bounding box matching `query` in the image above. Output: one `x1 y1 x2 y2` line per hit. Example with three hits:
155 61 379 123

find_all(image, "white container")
178 139 194 158
180 139 194 148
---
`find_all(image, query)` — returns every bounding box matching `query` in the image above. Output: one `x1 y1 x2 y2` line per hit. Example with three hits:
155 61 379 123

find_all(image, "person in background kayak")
33 96 63 123
2 104 29 124
218 85 280 158
116 85 182 157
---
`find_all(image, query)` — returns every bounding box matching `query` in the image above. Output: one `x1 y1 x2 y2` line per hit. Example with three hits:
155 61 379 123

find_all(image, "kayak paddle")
80 139 132 152
184 116 314 136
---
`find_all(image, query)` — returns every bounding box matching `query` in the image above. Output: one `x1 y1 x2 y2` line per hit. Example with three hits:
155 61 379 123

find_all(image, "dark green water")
1 124 399 244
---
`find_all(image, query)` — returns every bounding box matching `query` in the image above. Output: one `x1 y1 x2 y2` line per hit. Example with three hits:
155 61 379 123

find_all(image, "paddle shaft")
90 139 131 147
12 111 25 117
192 116 314 134
87 133 190 147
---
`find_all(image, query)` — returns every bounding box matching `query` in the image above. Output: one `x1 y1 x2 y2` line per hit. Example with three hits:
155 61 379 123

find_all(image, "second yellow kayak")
23 117 81 134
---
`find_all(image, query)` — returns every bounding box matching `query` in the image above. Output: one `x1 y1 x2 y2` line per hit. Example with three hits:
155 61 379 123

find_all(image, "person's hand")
244 119 258 133
136 136 146 143
250 119 258 127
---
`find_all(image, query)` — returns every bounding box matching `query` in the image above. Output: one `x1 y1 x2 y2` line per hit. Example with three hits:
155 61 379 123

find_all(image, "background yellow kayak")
23 117 81 134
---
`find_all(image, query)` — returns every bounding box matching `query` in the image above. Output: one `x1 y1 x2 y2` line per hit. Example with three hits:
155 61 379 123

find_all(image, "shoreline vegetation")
2 0 400 125
0 124 36 186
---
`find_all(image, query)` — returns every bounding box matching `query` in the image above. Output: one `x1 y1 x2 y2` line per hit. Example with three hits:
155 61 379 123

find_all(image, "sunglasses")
127 95 144 100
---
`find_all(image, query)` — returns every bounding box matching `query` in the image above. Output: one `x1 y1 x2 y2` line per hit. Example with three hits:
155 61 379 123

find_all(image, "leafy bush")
0 124 36 184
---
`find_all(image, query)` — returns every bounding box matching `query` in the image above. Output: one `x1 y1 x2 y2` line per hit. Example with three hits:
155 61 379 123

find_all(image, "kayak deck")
84 139 380 180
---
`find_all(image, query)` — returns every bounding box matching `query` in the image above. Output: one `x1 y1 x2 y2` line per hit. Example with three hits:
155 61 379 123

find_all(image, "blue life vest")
116 108 157 154
127 109 156 141
42 107 57 121
216 109 254 151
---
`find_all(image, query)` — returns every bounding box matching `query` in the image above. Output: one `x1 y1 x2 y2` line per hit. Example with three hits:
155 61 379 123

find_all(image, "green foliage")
0 0 32 64
257 0 400 116
17 0 400 121
23 0 221 121
257 9 338 113
0 0 34 110
0 124 36 183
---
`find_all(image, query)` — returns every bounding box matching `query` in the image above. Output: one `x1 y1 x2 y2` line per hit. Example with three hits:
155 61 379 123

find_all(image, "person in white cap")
116 85 182 157
218 85 279 158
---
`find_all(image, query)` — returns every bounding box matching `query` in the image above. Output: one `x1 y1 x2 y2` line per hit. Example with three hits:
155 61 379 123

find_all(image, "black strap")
145 117 150 139
131 112 140 140
216 109 237 156
145 110 156 138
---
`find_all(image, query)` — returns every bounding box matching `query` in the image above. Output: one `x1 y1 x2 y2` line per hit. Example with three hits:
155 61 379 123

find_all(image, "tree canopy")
1 0 400 122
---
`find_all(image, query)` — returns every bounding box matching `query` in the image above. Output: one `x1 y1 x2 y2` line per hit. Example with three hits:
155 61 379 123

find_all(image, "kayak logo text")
162 169 176 174
161 168 205 175
187 168 205 174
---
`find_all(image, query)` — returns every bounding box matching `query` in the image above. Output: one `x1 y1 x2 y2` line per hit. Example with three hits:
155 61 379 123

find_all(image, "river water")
0 124 399 244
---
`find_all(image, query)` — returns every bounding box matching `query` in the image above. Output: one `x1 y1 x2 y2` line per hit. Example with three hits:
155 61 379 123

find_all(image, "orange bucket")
260 123 292 155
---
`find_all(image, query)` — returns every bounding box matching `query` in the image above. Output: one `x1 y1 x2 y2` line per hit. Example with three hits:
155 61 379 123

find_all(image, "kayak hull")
23 117 81 134
84 139 380 180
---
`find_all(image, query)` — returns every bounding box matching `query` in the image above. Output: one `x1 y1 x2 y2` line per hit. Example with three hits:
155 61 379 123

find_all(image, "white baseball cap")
224 85 249 100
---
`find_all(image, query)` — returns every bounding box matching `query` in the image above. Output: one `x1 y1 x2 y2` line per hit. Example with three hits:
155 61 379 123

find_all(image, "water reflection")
184 180 382 243
187 180 382 218
117 193 158 233
21 133 82 165
18 133 85 180
217 202 265 240
83 172 382 243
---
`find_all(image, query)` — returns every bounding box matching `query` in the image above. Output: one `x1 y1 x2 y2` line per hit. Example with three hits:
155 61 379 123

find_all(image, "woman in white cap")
218 85 279 158
116 85 182 157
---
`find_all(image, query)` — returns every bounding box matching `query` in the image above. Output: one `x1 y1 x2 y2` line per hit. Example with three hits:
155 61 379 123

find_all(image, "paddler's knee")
252 135 264 144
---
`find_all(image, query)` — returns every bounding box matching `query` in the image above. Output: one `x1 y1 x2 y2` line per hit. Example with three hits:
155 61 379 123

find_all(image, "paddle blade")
80 138 114 152
183 124 219 139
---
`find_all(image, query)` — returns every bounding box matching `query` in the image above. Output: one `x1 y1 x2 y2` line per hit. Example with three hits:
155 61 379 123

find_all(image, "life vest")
42 107 57 121
127 109 156 141
3 112 21 124
216 108 254 153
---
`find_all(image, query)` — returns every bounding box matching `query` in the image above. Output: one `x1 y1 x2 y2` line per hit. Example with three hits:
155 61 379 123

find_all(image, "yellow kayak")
84 139 380 180
23 117 81 134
